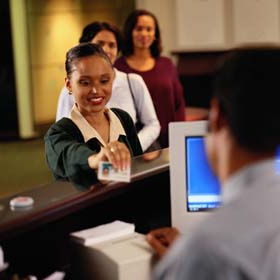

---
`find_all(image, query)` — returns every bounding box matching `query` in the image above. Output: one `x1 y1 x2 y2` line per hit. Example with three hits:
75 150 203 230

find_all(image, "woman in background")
114 9 186 148
56 21 160 152
45 43 142 187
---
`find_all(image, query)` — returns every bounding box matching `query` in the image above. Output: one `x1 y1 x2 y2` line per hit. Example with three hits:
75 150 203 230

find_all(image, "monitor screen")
169 121 222 234
185 136 221 212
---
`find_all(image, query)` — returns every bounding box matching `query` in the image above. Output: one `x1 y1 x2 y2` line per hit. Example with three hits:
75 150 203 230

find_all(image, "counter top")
0 148 169 241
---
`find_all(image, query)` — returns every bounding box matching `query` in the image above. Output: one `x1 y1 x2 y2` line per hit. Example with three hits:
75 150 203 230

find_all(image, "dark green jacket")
44 108 143 188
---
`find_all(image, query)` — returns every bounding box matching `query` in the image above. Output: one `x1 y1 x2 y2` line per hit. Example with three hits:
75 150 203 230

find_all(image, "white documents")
70 220 135 246
70 221 154 280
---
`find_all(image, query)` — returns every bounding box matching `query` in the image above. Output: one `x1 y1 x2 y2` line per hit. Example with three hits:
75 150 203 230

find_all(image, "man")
146 47 280 280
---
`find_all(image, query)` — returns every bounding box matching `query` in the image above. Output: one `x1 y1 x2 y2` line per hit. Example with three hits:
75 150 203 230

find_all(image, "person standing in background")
56 21 160 152
114 9 186 148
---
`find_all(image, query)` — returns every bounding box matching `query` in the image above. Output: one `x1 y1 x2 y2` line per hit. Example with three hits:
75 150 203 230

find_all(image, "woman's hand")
88 141 131 171
146 227 180 258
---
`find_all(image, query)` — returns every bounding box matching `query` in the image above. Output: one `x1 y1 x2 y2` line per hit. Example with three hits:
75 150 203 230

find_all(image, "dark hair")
122 9 162 57
214 46 280 152
79 21 123 52
65 43 113 78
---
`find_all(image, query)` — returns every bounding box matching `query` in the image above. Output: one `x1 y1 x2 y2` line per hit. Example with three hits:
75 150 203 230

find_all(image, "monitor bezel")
169 120 218 235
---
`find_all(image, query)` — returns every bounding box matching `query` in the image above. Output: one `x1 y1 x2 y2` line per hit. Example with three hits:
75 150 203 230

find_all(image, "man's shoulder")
191 181 280 248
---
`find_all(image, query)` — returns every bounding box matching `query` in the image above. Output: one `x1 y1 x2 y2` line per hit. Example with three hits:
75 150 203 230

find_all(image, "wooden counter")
0 149 170 278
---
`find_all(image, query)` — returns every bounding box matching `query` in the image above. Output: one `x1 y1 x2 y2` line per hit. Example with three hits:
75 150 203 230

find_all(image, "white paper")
43 271 65 280
0 246 8 272
70 220 135 246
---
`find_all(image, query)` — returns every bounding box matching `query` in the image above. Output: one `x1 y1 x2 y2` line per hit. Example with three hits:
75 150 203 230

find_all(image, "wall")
137 0 280 54
136 0 176 58
12 0 280 129
26 0 134 125
136 0 280 108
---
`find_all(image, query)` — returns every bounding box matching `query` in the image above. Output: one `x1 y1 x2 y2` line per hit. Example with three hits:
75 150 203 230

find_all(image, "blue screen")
275 146 280 174
185 137 221 212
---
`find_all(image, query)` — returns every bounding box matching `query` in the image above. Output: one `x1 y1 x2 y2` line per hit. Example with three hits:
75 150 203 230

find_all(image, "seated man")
147 47 280 279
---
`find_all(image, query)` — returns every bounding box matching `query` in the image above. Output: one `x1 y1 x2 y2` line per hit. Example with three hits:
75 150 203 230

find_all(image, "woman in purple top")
114 9 186 148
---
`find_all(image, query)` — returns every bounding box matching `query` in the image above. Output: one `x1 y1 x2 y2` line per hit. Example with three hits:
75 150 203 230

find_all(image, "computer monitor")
169 121 221 235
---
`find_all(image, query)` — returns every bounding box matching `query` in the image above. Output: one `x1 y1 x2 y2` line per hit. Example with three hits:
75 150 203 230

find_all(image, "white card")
97 161 131 182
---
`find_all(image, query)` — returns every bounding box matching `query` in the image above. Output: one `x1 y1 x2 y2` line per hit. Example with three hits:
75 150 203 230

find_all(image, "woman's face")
66 55 114 116
91 30 118 64
132 15 156 51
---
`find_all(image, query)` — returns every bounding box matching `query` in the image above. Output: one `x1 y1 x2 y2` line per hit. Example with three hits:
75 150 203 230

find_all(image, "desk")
0 149 170 277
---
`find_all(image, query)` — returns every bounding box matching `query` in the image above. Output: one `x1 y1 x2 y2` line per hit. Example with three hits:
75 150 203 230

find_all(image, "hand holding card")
98 161 131 182
88 141 131 171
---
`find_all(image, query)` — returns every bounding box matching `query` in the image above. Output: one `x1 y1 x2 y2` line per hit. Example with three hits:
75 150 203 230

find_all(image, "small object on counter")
9 196 34 208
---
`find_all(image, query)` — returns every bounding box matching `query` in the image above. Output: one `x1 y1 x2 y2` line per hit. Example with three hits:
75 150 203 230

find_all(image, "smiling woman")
44 43 143 188
65 52 114 120
56 21 160 152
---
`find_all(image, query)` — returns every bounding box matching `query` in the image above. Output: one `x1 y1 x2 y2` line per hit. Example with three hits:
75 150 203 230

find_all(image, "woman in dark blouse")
44 43 142 187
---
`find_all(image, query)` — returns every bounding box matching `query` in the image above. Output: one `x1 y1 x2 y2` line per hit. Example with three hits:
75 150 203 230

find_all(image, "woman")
45 43 143 187
56 21 160 152
114 10 186 148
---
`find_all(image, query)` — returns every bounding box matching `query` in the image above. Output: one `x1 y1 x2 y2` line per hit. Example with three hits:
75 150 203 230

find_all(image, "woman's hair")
122 9 162 57
214 46 280 152
79 21 123 52
65 42 113 78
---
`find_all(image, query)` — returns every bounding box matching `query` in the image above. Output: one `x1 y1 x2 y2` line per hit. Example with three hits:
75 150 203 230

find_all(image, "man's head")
206 47 280 182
